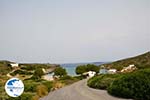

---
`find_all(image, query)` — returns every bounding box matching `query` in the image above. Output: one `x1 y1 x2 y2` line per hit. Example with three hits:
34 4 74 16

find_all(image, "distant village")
82 64 137 78
8 62 137 80
100 64 137 74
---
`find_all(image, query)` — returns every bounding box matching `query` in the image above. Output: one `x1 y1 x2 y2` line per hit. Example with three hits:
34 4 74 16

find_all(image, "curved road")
41 79 131 100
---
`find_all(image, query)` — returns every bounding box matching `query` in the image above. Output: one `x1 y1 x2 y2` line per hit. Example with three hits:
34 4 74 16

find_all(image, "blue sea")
60 62 105 76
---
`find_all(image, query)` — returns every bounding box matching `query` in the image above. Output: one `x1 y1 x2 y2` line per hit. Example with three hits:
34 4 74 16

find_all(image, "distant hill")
0 60 14 64
0 60 59 75
102 51 150 70
0 60 13 75
61 62 106 67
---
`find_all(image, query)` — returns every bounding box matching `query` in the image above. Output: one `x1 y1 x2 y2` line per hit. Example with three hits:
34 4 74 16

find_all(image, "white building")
121 64 136 73
10 63 19 68
83 71 96 78
108 69 117 74
43 75 54 81
87 71 96 77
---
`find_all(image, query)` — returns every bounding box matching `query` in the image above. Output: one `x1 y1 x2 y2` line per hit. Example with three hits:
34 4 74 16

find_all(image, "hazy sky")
0 0 149 63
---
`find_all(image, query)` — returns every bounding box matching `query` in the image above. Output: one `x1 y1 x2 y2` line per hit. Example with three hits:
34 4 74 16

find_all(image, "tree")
33 68 44 80
86 64 100 74
75 64 99 75
75 65 87 75
54 67 67 77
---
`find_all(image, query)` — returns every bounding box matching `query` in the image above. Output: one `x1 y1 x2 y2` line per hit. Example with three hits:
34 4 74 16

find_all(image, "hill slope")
0 60 13 75
103 51 150 70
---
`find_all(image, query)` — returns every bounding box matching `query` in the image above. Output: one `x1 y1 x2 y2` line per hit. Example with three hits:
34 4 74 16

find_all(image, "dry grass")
36 84 48 97
32 95 39 100
52 81 65 90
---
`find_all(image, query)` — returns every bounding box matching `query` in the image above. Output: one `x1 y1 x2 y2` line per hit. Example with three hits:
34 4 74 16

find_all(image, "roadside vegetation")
0 61 80 100
10 69 33 76
108 68 150 100
1 52 149 100
88 74 123 90
88 67 150 100
88 52 150 100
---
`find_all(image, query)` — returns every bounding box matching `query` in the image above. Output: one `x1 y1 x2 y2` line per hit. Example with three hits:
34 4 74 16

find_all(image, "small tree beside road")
75 64 99 75
75 65 87 75
54 67 67 77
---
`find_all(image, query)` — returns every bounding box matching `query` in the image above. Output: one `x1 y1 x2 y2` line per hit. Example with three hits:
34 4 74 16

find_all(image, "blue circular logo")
5 78 24 97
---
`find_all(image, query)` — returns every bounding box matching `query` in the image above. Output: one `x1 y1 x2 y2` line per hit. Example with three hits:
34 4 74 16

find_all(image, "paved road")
41 79 131 100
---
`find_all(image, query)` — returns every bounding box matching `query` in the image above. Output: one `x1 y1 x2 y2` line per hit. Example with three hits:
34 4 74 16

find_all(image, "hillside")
0 60 59 75
0 60 13 75
0 61 61 100
103 51 150 70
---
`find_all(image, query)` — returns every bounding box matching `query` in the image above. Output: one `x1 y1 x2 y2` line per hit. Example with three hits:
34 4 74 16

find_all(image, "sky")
0 0 149 64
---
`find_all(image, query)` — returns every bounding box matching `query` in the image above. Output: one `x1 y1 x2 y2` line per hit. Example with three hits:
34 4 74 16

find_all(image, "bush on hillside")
24 82 38 92
108 68 150 100
10 70 33 76
103 52 150 70
20 63 56 71
32 68 44 80
88 74 121 90
0 63 12 75
42 81 53 92
135 64 150 69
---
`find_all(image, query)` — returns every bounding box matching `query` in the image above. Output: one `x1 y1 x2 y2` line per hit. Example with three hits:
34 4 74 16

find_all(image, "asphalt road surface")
41 79 131 100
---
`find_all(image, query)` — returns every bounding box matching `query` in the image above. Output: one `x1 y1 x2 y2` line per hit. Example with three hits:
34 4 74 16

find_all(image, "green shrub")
24 81 39 92
20 93 34 100
0 64 12 75
20 64 53 71
10 70 33 76
31 68 44 80
108 68 150 100
42 81 53 92
88 74 121 90
24 83 37 92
